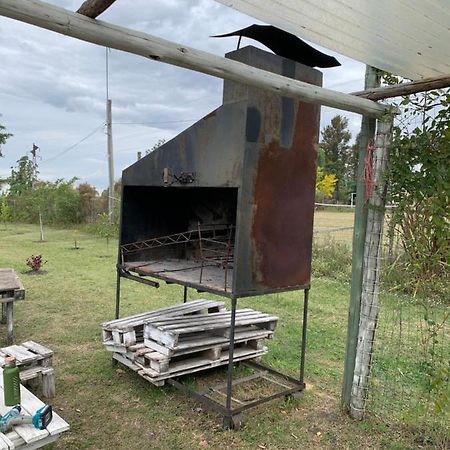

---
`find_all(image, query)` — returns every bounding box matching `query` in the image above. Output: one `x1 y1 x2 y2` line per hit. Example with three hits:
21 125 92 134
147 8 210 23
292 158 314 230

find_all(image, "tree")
316 168 337 201
0 124 13 157
8 155 36 195
320 115 352 201
0 196 11 229
77 182 99 223
348 132 362 193
387 88 450 292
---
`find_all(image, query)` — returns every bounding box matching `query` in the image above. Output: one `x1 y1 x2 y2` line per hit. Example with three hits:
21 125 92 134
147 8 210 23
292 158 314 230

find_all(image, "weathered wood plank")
21 342 53 358
1 346 37 364
140 347 268 382
143 329 273 356
352 74 450 100
102 300 225 331
41 368 55 398
0 0 388 117
0 433 13 450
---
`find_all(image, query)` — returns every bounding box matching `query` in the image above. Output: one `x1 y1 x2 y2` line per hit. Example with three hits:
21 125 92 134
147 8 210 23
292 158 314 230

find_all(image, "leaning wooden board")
0 368 69 449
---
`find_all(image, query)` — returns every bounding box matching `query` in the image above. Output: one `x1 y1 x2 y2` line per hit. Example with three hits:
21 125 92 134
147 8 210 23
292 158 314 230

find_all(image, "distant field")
313 208 354 246
0 222 446 449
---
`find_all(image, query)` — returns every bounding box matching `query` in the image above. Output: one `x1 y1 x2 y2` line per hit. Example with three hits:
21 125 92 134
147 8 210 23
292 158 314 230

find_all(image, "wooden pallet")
144 310 278 349
0 341 55 398
102 299 226 351
113 342 268 386
103 300 278 387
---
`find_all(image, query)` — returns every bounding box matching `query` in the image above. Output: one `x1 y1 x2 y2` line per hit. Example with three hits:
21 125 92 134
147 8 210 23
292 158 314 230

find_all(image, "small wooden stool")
0 269 25 345
0 341 55 398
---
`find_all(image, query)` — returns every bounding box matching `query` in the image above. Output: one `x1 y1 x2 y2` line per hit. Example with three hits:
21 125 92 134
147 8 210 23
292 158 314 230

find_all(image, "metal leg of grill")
223 295 238 429
183 285 188 303
115 267 121 320
299 288 309 387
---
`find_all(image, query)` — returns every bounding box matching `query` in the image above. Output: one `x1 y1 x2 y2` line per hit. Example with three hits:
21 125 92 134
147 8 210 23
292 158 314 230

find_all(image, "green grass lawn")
0 223 447 449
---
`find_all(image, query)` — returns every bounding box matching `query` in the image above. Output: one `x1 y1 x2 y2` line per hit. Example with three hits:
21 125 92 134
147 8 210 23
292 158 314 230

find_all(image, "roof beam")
0 0 388 117
77 0 116 19
352 74 450 100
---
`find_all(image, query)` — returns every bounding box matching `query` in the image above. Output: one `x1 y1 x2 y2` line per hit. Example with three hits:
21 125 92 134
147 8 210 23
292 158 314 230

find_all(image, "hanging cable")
112 119 197 125
41 124 105 163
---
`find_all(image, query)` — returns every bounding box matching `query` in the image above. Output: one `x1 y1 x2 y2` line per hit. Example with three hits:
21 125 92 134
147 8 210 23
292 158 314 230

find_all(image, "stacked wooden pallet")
102 300 278 386
0 341 55 398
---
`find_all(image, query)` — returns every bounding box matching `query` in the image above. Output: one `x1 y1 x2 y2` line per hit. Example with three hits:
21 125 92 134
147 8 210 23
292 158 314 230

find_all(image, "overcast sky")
0 0 366 191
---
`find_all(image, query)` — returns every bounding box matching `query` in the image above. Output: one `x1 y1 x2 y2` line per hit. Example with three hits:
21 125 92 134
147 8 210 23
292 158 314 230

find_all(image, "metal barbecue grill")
115 45 322 428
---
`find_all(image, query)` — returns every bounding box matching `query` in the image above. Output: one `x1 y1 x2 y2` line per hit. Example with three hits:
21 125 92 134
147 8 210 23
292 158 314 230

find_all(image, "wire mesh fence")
312 131 449 446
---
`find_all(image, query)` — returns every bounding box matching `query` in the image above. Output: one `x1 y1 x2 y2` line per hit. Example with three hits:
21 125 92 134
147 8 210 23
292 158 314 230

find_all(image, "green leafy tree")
0 196 11 229
320 115 352 201
8 155 36 195
0 124 13 157
381 73 449 302
96 212 117 248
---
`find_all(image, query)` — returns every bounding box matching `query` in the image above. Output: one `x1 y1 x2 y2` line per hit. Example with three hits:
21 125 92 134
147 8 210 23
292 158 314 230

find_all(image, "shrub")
26 255 46 272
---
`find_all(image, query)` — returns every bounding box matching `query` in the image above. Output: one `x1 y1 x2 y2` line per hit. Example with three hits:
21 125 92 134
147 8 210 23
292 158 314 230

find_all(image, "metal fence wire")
312 91 449 446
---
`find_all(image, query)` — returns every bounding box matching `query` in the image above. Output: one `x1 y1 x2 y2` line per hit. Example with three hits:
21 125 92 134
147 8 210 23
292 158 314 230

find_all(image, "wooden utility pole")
342 65 380 411
106 98 114 223
349 117 393 419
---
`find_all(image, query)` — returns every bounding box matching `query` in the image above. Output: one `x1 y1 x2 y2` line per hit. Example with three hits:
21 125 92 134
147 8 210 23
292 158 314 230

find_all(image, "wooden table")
0 368 69 449
0 270 25 345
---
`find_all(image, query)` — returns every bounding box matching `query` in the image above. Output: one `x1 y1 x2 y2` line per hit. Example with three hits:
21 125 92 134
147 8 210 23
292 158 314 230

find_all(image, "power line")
41 124 105 163
113 119 197 125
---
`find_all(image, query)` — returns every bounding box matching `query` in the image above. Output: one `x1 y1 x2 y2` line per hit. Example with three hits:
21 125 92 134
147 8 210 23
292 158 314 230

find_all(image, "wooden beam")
77 0 116 19
352 74 450 100
0 0 388 118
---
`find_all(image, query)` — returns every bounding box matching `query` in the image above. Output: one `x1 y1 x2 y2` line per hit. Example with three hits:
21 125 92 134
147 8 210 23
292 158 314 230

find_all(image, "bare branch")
77 0 116 19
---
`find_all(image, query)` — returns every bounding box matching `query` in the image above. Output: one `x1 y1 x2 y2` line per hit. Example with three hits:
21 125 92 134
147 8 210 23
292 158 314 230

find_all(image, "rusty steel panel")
122 101 247 188
230 47 322 296
251 100 319 290
120 46 322 298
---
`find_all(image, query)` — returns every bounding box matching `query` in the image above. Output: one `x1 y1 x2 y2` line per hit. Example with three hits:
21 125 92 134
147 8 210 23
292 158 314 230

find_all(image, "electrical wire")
41 124 105 163
112 119 197 125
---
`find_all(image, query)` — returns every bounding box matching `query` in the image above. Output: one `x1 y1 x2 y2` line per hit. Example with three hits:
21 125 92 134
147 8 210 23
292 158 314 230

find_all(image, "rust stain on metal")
252 101 319 288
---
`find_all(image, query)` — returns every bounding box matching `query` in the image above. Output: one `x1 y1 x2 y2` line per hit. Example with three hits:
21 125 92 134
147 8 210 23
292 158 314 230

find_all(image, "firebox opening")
120 186 238 293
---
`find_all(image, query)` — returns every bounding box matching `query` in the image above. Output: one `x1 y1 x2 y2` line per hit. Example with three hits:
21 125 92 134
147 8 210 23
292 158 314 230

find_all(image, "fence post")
342 65 380 411
349 117 393 418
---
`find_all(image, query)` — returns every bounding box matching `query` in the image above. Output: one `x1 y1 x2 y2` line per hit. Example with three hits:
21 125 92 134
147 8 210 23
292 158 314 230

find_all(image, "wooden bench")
0 342 55 398
0 269 25 345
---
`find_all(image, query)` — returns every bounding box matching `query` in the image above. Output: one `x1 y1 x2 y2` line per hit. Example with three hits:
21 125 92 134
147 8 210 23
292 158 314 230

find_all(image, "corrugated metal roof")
215 0 450 80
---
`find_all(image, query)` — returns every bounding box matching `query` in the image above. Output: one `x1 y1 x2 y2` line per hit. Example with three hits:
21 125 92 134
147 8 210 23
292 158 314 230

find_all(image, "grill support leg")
223 295 238 428
299 288 309 386
115 268 121 320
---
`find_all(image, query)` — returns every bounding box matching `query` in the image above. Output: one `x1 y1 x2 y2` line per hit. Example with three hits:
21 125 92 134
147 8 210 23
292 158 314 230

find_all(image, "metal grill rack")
120 224 235 293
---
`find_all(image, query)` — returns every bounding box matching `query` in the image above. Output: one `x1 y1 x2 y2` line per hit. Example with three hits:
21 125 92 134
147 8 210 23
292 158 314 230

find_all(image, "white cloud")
0 0 365 189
